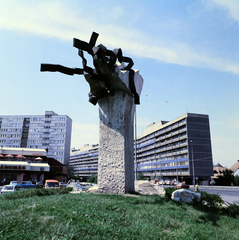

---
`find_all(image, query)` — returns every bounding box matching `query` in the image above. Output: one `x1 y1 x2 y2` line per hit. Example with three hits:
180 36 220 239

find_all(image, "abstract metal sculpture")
41 32 144 193
41 32 140 106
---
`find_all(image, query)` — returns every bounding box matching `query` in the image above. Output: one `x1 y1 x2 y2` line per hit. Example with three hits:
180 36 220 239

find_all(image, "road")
161 185 239 204
193 186 239 204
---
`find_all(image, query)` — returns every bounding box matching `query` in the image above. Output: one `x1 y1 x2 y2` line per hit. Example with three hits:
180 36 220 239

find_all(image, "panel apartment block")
70 144 99 180
136 113 213 184
0 111 72 165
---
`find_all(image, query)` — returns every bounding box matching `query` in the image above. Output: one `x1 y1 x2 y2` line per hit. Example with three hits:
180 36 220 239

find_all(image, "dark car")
36 181 44 188
60 182 67 188
175 182 190 189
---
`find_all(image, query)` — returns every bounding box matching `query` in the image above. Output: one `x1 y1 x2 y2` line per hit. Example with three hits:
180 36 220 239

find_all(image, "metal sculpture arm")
41 32 140 105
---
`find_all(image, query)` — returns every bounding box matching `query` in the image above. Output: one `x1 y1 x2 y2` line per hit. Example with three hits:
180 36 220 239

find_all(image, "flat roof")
138 113 209 139
0 147 46 156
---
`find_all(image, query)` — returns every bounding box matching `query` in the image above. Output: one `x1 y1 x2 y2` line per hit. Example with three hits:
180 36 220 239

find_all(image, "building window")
55 123 65 127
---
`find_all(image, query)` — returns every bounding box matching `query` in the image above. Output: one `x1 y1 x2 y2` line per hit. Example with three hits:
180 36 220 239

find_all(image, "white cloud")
209 0 239 22
71 122 99 148
1 1 239 75
210 111 239 167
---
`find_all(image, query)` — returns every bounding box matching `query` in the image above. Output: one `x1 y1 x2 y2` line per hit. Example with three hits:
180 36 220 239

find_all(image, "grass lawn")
0 190 239 239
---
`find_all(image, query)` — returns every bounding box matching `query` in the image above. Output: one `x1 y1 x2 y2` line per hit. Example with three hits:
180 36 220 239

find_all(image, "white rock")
134 180 165 196
172 189 201 204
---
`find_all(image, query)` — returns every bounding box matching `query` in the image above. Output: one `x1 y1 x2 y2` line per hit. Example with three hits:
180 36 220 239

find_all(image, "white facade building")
0 111 72 164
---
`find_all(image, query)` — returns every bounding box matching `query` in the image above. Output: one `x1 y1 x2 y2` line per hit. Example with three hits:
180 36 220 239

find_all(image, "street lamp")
160 162 162 181
134 106 137 181
190 140 195 187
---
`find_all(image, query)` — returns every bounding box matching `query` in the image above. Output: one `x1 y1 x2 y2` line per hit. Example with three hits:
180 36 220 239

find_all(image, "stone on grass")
135 180 165 196
172 189 201 204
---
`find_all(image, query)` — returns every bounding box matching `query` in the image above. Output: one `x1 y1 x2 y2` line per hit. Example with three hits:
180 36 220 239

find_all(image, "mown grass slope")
0 189 239 239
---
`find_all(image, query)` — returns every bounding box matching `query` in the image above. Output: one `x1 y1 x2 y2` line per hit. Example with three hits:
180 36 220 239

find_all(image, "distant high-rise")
0 111 72 164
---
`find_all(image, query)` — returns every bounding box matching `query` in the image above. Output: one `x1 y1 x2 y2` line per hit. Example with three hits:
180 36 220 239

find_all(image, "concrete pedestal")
97 70 136 194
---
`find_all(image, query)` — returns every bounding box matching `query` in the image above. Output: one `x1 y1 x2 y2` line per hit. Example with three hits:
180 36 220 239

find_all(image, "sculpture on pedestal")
41 32 143 193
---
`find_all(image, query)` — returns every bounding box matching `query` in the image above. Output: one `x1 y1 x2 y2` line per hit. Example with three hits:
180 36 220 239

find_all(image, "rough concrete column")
97 70 135 194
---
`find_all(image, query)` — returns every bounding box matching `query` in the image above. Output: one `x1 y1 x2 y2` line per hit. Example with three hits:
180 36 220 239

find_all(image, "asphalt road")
193 186 239 204
161 185 239 204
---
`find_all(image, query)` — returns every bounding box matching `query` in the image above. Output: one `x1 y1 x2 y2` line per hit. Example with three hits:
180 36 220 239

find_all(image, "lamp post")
134 106 137 181
190 140 195 187
160 162 162 181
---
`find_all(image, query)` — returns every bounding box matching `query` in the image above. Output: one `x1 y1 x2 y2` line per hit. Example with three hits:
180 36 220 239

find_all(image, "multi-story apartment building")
0 111 72 164
69 113 213 185
136 113 213 184
70 144 99 181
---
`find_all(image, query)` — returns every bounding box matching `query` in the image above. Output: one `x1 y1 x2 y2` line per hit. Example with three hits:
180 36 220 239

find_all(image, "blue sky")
0 0 238 167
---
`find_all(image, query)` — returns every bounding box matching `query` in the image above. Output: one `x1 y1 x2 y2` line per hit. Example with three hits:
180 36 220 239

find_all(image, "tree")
234 175 239 186
89 174 97 183
215 169 234 186
137 172 146 180
68 166 75 179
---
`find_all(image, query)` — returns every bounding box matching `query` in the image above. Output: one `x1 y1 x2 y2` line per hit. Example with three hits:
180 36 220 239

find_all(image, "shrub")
164 187 176 200
137 172 147 180
1 187 73 200
200 190 224 209
222 201 239 217
89 174 97 183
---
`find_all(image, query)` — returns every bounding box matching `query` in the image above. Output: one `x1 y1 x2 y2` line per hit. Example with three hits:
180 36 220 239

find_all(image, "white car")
10 181 18 185
1 185 21 194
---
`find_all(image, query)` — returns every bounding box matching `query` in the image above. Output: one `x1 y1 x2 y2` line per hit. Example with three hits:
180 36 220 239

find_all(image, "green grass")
0 190 239 239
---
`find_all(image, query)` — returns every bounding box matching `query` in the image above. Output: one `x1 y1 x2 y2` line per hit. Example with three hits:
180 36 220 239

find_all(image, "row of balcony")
142 171 189 177
138 148 188 159
137 140 187 155
137 134 187 154
137 120 186 145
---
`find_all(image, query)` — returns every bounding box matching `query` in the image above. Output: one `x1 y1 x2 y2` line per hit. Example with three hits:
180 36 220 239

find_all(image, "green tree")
89 174 97 183
67 166 75 179
216 169 234 186
137 172 146 180
234 175 239 186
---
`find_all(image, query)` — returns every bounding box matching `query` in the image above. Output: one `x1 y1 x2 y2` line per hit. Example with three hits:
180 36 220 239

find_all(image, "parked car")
165 180 170 185
151 179 159 184
60 182 67 188
170 181 178 185
1 185 21 194
175 182 190 189
9 181 18 185
36 181 44 188
45 180 60 188
16 181 36 189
